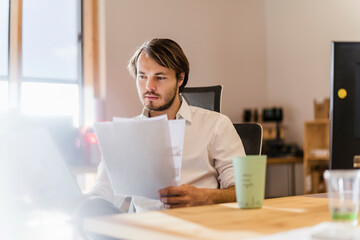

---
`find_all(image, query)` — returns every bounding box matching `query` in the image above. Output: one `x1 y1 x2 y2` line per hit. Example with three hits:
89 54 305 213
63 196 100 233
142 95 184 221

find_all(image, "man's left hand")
158 184 211 209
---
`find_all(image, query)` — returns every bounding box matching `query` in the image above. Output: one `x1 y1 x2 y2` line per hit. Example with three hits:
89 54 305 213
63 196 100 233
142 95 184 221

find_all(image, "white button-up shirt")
89 99 245 212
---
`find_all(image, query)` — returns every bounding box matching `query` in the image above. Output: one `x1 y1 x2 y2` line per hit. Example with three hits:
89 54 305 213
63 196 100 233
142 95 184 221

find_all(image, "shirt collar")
141 108 150 118
140 95 192 123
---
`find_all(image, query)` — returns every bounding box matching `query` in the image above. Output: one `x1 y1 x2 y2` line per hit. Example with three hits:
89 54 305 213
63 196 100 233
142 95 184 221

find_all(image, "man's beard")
144 83 178 112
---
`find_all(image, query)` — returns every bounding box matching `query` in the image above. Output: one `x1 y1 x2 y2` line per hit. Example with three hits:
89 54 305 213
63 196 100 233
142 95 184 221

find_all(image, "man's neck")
149 96 181 120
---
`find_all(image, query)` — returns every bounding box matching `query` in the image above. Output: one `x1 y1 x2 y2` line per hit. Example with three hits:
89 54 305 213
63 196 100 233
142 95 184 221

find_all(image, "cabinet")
265 157 303 198
303 119 330 194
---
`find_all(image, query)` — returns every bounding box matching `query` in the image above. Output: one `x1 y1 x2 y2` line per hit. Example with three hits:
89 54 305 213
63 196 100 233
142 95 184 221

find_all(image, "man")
127 38 245 209
75 38 245 228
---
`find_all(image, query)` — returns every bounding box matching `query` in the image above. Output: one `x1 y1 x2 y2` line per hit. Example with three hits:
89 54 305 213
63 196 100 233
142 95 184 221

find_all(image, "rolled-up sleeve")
211 115 245 189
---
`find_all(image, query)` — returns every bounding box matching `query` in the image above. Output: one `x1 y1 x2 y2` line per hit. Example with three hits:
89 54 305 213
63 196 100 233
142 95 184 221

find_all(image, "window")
21 0 82 126
5 0 99 127
0 0 9 111
21 82 79 123
0 81 8 110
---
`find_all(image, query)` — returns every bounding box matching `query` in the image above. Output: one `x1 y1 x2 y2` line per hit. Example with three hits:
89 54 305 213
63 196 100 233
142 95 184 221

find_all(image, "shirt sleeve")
87 161 114 200
211 115 246 189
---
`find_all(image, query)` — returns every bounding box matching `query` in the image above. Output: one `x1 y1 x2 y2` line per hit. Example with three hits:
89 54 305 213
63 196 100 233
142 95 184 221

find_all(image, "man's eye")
138 75 146 80
157 77 165 80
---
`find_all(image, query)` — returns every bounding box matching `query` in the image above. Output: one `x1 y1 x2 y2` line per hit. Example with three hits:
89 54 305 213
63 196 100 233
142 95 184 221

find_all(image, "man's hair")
128 38 190 93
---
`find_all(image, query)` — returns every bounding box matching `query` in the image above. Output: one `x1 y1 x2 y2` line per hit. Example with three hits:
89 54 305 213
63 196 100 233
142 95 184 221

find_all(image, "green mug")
232 155 267 208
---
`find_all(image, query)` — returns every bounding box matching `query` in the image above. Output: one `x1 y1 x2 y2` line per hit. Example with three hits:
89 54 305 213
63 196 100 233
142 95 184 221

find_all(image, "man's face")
136 52 182 112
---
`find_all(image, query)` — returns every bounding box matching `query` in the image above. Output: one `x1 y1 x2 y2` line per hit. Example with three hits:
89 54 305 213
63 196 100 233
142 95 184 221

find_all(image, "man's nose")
146 77 156 91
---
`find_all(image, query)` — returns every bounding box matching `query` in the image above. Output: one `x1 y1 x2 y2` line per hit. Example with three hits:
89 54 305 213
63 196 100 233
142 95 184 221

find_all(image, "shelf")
306 156 329 161
303 119 330 194
304 119 330 125
267 156 303 165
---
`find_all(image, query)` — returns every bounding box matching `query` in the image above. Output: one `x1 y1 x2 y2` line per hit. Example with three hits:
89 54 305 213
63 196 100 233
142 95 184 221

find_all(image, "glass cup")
232 155 267 208
324 169 360 226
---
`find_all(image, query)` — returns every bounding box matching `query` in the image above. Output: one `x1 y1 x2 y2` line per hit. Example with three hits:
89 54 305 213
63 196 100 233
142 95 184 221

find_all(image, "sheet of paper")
95 115 184 199
168 119 186 183
113 115 185 184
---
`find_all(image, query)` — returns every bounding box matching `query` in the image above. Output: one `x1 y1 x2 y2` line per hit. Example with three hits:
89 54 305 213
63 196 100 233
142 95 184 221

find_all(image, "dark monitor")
330 42 360 169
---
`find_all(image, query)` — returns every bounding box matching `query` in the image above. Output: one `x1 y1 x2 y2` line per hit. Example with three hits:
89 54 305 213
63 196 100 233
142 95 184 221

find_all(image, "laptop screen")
9 128 82 210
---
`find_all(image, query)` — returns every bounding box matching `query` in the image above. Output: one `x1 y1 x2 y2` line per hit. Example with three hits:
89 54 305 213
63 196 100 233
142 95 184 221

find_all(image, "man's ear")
178 73 185 87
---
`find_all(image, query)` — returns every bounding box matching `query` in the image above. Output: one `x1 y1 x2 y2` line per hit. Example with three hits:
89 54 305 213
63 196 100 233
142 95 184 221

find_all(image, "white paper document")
168 119 186 183
94 115 185 199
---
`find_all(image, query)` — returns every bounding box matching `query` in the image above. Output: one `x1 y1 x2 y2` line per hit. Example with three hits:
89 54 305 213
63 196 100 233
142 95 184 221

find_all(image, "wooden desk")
84 196 333 240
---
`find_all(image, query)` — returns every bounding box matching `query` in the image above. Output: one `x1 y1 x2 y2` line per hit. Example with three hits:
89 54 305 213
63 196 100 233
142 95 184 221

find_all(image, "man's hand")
158 184 210 209
158 184 235 209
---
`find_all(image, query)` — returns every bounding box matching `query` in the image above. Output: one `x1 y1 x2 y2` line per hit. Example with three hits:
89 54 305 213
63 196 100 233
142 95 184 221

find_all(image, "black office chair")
233 123 263 155
182 85 223 113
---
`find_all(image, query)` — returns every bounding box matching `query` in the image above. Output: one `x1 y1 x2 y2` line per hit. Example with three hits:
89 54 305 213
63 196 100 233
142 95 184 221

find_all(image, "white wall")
101 0 268 122
100 0 360 147
264 0 360 146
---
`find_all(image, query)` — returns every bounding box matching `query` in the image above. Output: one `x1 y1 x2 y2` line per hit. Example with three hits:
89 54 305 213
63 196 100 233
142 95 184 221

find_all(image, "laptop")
8 128 83 210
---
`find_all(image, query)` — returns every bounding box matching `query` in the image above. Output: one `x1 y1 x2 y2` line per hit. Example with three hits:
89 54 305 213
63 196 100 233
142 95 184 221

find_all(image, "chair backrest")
182 85 223 113
233 123 263 155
